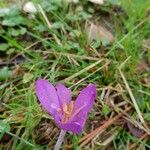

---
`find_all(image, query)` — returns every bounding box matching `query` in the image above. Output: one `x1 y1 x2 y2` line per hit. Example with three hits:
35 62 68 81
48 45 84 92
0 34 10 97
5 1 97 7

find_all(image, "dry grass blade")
37 4 61 45
37 4 51 28
64 59 104 82
44 51 99 61
119 68 145 124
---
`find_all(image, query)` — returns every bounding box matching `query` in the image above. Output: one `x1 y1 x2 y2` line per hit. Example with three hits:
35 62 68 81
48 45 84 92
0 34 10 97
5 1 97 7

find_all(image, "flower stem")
54 130 66 150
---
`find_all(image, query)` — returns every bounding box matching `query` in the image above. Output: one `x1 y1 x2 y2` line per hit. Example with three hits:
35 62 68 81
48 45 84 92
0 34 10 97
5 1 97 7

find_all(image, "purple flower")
36 79 96 134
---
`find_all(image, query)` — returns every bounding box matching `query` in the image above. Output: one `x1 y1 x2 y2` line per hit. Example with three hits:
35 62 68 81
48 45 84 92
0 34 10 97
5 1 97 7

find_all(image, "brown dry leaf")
88 23 115 43
127 122 144 138
136 60 150 74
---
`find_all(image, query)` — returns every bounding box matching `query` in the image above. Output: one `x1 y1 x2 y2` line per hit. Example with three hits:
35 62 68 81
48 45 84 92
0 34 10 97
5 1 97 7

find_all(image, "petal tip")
88 83 96 88
87 84 97 95
36 79 48 85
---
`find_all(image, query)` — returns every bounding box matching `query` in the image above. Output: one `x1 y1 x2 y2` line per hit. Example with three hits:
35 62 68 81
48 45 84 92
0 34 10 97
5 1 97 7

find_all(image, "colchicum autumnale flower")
36 79 96 134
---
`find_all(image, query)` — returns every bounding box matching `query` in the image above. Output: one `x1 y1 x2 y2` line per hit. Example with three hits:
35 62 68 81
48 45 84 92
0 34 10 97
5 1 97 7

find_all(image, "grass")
0 0 150 149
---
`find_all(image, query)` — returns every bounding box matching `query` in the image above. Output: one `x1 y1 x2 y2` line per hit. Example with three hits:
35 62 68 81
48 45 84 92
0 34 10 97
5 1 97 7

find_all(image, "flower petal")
70 84 96 128
56 83 71 107
36 79 60 117
57 122 82 134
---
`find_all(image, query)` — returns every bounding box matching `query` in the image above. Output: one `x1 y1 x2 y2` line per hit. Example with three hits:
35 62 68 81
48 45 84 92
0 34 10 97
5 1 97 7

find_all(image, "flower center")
62 101 74 123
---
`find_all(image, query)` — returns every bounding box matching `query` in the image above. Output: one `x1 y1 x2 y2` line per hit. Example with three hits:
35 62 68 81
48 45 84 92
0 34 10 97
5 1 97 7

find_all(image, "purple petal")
69 84 96 128
57 122 82 134
36 79 60 118
56 83 71 107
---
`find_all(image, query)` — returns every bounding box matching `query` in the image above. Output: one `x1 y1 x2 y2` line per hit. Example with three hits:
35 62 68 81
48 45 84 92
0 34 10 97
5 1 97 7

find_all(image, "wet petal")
56 83 71 107
36 79 60 117
70 84 96 127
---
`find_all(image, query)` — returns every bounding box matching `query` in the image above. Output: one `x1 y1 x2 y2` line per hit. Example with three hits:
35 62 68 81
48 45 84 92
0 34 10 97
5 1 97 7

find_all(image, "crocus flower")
36 79 96 134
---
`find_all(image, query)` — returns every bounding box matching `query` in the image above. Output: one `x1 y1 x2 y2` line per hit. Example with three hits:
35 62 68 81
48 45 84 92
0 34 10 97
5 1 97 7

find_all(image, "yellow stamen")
68 101 74 114
63 102 68 114
62 101 74 123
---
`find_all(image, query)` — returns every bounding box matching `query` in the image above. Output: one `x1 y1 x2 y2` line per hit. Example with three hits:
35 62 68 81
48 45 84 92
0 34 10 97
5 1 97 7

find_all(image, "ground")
0 0 150 149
